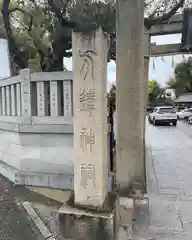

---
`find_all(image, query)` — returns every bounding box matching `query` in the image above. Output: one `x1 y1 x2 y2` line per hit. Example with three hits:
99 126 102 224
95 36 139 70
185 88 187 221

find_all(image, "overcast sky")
64 34 192 90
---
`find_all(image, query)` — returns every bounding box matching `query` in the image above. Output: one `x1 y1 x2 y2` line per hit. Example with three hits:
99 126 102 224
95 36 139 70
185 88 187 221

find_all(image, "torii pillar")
116 0 145 195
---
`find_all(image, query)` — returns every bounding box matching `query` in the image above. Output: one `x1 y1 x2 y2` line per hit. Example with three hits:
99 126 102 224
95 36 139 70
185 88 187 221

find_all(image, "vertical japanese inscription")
80 164 96 190
39 93 43 112
22 77 30 114
52 93 56 107
79 49 98 81
37 82 45 116
65 91 69 112
78 34 98 152
81 34 95 49
79 88 96 116
80 128 95 153
73 29 108 206
63 80 72 116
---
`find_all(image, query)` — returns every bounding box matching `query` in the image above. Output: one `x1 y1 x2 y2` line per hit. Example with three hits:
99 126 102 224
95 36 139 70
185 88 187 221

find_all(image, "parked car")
177 108 192 120
148 106 178 126
146 105 154 113
188 115 192 124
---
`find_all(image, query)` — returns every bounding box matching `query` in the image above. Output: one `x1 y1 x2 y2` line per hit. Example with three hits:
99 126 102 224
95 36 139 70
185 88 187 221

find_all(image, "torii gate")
116 5 192 197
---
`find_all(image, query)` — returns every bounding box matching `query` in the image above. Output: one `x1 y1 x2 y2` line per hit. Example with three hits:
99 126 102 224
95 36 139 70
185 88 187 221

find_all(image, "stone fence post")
20 68 32 118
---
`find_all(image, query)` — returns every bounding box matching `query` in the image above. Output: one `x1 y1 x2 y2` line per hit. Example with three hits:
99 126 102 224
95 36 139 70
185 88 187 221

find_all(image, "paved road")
147 120 192 196
143 120 192 240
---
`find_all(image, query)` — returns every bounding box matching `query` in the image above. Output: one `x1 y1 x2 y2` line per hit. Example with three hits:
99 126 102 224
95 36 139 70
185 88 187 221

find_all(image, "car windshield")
158 108 175 113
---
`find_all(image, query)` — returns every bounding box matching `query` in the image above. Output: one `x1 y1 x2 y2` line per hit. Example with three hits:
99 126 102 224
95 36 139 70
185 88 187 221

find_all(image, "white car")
148 106 178 126
177 108 192 120
188 115 192 124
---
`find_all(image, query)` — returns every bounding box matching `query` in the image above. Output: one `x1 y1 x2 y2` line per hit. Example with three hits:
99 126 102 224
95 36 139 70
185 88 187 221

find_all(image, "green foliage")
148 80 174 105
68 0 115 33
107 84 116 112
148 80 161 104
107 80 170 110
167 57 192 97
1 0 71 72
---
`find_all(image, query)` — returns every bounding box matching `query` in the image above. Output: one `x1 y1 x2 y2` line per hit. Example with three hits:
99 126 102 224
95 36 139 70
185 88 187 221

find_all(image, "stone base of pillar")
132 178 146 195
118 197 134 236
118 176 146 198
58 192 119 240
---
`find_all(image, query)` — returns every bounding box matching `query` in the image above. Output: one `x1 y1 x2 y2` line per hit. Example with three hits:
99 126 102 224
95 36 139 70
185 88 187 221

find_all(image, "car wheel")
189 118 192 124
148 116 152 124
172 121 177 126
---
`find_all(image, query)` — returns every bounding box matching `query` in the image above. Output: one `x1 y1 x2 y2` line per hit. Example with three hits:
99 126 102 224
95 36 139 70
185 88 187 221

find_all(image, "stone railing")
0 74 22 119
0 68 112 190
0 69 73 132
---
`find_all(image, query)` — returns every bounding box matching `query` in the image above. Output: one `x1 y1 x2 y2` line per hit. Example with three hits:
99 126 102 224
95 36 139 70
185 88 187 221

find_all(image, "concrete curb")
145 137 159 196
145 143 152 194
22 201 56 240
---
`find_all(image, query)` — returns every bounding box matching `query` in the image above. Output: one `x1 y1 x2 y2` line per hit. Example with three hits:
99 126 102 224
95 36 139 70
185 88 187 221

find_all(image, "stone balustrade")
0 69 74 189
0 69 73 130
0 68 112 190
0 74 22 118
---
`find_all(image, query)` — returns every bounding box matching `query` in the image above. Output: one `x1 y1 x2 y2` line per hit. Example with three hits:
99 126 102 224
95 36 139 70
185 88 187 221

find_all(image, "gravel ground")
0 175 62 240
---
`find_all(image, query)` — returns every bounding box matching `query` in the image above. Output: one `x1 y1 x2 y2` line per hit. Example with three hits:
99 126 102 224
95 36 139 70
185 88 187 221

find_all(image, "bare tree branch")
47 0 76 27
9 7 27 14
145 0 186 28
11 15 27 31
61 0 71 16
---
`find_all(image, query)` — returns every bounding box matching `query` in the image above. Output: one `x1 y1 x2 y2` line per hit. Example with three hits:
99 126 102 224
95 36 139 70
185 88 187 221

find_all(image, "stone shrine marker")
72 28 109 208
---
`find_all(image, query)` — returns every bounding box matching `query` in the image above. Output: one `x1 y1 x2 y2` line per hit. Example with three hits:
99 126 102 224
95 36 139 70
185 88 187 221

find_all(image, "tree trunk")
2 0 28 73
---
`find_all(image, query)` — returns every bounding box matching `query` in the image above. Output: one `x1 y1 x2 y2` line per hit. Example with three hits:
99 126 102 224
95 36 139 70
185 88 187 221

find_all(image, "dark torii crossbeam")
146 11 192 57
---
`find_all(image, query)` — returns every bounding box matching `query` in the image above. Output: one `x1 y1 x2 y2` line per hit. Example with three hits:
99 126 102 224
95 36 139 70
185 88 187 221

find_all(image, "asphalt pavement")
138 119 192 240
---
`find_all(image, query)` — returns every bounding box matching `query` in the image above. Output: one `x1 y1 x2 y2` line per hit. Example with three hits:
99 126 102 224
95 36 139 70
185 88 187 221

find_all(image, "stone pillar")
20 69 32 120
58 28 118 240
143 34 150 133
72 28 108 208
142 34 150 192
143 57 150 128
116 0 145 195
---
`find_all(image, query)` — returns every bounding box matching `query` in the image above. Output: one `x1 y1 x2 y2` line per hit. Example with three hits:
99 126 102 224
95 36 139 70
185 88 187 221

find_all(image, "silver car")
148 106 178 126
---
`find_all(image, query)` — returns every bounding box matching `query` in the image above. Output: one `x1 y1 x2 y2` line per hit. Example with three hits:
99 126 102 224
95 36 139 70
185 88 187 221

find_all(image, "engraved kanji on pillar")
73 28 109 208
